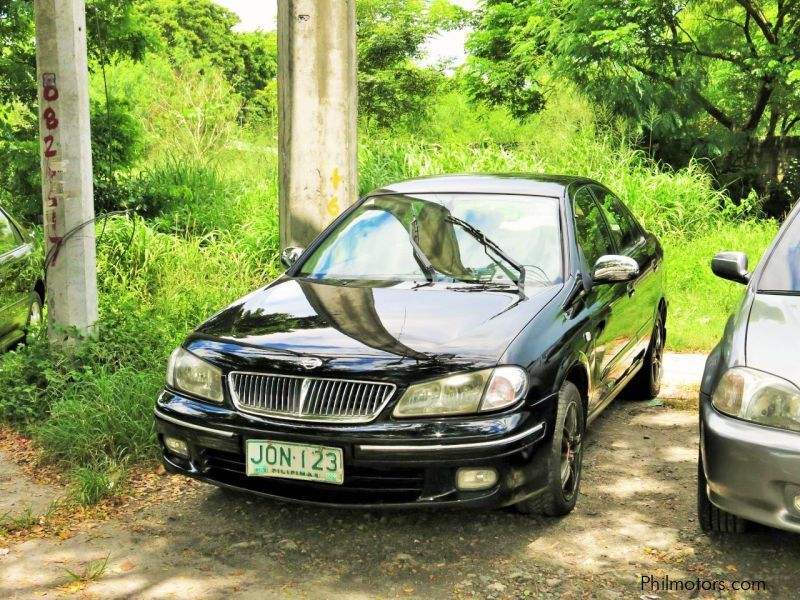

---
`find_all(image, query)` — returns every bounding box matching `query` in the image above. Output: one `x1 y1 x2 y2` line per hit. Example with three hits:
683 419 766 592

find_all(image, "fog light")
164 436 190 458
456 467 498 491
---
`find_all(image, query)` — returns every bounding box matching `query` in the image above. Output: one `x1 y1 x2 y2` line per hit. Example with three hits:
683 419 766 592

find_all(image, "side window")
759 212 800 293
572 186 615 269
0 211 20 256
591 187 641 251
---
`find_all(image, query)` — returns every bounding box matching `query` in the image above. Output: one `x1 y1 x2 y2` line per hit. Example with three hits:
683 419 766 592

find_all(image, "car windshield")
298 193 562 286
759 210 800 294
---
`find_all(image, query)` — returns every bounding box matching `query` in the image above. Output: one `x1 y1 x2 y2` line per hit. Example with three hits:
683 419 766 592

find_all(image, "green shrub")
35 367 159 466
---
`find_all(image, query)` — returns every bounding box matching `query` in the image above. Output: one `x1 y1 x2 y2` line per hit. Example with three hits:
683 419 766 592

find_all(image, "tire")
697 452 747 533
516 381 585 516
628 312 665 400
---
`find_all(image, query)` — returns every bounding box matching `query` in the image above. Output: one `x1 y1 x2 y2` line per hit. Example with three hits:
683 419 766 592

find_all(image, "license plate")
245 440 344 485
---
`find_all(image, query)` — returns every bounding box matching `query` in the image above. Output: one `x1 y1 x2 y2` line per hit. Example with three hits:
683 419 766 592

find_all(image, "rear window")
759 211 800 293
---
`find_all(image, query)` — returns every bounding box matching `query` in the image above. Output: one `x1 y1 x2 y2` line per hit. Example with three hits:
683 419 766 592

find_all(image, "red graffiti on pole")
41 74 63 266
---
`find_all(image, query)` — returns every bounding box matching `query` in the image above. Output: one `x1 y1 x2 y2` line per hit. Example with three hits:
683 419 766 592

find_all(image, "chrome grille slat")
229 372 395 423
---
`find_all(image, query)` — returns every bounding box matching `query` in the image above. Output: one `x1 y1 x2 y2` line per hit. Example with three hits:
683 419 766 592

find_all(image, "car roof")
371 173 599 198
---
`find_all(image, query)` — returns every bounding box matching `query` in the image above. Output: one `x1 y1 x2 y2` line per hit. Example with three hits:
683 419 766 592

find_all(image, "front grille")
228 372 396 423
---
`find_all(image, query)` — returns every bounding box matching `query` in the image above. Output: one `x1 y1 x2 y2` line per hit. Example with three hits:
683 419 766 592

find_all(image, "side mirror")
711 251 749 285
281 246 305 269
592 255 639 284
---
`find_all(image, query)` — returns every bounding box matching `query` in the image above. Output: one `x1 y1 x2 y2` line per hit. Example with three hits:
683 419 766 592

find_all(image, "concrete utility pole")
34 0 99 346
277 0 359 249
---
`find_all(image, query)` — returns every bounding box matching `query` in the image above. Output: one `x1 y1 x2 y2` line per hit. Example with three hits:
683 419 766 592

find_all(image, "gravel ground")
2 355 798 599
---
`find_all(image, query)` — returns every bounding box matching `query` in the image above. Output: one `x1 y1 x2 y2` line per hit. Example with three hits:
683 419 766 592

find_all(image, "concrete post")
34 0 99 346
278 0 359 249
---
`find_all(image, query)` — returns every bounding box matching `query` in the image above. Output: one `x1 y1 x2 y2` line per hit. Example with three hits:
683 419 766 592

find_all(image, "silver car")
699 200 800 533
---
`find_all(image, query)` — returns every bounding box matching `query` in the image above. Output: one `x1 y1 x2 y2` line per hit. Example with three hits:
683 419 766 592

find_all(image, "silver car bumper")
701 398 800 533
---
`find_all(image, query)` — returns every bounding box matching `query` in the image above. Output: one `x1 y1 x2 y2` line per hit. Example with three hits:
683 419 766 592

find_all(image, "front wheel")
697 452 747 533
628 312 665 400
516 381 585 516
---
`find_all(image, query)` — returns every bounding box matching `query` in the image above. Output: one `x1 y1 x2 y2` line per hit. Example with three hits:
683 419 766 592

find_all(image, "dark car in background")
155 174 666 515
0 205 43 350
699 201 800 533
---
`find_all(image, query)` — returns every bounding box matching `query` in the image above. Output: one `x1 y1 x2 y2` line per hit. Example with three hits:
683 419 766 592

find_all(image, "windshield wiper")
408 218 437 284
444 215 526 295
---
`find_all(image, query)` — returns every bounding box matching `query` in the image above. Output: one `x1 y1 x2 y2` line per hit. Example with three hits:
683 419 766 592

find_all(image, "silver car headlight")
712 367 800 432
393 366 528 418
166 347 225 404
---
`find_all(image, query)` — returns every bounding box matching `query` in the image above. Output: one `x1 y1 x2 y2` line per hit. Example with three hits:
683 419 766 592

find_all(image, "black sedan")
0 205 43 350
699 200 800 533
155 174 666 514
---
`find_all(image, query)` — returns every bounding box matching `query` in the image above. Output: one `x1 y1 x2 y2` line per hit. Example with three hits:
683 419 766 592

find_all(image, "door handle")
627 283 636 297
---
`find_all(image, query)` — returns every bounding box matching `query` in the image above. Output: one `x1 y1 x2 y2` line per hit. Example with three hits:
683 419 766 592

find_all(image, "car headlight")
166 347 225 404
712 367 800 432
393 367 528 418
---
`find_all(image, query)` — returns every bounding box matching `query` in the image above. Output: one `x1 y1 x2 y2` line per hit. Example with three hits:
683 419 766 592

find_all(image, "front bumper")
155 391 551 509
701 397 800 532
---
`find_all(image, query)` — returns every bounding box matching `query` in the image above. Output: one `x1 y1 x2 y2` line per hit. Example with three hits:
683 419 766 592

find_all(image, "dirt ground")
2 354 799 599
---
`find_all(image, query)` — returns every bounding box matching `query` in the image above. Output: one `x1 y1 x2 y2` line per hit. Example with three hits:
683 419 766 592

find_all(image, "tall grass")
0 214 282 503
361 92 749 240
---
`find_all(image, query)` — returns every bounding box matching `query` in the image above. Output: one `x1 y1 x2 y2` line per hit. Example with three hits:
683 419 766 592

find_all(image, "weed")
63 553 111 586
0 501 60 535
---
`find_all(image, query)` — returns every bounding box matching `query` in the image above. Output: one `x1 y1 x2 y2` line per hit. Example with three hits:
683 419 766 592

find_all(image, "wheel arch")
34 279 45 302
563 358 590 424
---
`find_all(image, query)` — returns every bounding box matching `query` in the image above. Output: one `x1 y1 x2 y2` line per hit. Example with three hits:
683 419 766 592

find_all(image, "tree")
461 0 547 119
0 0 149 105
136 0 277 108
467 0 800 140
552 1 800 143
0 0 151 220
0 0 35 104
466 0 800 210
356 0 467 128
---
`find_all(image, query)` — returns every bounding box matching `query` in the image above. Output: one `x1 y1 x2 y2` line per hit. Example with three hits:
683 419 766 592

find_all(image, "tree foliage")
357 0 467 128
461 0 547 118
137 0 277 108
0 0 151 219
553 0 800 144
466 0 800 144
0 0 149 104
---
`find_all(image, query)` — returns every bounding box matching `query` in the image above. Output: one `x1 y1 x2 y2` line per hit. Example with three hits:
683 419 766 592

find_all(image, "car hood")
189 277 560 375
746 293 800 387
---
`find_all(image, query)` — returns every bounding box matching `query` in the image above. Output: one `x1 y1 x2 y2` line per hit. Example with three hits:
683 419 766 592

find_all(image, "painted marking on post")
41 73 63 266
326 168 343 217
332 167 344 191
327 196 340 217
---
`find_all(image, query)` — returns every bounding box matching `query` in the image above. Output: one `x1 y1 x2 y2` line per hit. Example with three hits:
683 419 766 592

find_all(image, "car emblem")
300 357 322 370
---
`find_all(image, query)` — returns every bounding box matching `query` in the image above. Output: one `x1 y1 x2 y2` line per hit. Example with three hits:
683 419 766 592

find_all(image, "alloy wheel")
560 401 582 500
651 321 664 386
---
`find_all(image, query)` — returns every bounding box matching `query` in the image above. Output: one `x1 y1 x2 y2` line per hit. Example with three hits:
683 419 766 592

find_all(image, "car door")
571 186 638 409
589 186 655 360
0 209 31 340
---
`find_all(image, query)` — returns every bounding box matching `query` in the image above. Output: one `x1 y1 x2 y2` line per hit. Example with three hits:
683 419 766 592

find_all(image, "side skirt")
586 359 644 426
